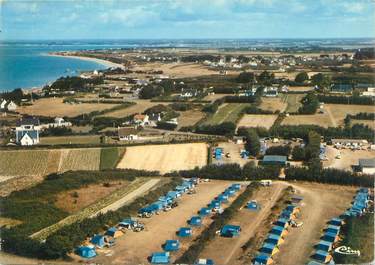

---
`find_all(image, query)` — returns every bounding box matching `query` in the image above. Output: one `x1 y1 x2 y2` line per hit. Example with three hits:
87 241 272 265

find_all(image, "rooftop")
359 158 375 168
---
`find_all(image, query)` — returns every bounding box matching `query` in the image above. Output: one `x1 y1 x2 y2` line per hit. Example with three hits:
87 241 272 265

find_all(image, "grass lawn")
40 135 101 145
205 103 250 125
333 213 374 264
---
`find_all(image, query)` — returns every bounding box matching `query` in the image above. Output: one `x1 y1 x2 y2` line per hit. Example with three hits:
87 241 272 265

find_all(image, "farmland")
282 104 375 128
117 143 207 173
259 97 287 112
205 103 250 125
177 109 206 129
100 99 164 118
40 135 101 145
17 98 119 117
237 114 278 129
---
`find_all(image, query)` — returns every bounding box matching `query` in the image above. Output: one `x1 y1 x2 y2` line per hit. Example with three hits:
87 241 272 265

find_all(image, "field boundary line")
30 177 159 241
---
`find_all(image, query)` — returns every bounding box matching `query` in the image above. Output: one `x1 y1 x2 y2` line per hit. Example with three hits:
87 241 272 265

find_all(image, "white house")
180 88 198 98
118 127 139 141
358 158 375 174
7 101 17 111
0 99 7 110
15 117 40 146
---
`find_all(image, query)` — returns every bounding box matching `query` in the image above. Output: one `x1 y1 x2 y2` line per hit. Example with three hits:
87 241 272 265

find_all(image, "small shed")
321 232 339 243
312 250 331 263
90 234 106 248
261 155 287 166
329 217 344 226
199 207 212 216
195 258 215 265
274 218 289 229
151 252 170 264
77 246 96 259
189 216 202 226
326 224 340 234
209 200 221 209
105 227 123 238
163 240 180 251
291 195 304 204
253 254 273 265
220 225 241 237
178 227 192 237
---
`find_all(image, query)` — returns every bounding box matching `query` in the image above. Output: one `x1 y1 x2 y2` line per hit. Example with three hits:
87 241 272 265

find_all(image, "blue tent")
321 232 338 243
247 201 260 211
224 188 236 196
189 216 202 226
312 250 331 263
209 200 221 208
164 240 180 251
119 218 137 228
326 225 340 234
265 234 282 245
230 183 241 191
199 207 211 216
275 218 289 228
151 252 170 264
316 240 332 252
167 191 179 199
253 254 272 265
260 242 278 255
90 234 105 248
77 246 96 258
220 225 241 237
280 209 293 220
270 226 285 236
217 194 229 203
159 196 173 204
175 185 188 192
178 227 192 237
105 227 120 237
329 217 343 226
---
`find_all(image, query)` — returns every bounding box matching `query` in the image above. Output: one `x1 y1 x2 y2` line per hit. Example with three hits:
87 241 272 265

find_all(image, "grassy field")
282 93 305 113
205 103 250 125
117 143 208 173
260 97 287 112
333 214 374 264
17 97 119 117
237 114 278 129
99 147 126 170
100 99 165 118
40 135 101 145
59 148 101 172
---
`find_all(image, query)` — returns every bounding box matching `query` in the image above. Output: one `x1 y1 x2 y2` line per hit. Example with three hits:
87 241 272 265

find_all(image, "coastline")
47 53 125 69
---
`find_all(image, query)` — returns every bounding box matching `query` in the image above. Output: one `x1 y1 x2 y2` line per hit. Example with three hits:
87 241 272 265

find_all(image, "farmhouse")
358 158 375 174
15 117 40 146
180 88 198 98
261 155 287 166
264 87 278 97
133 114 149 126
6 101 17 111
118 127 139 141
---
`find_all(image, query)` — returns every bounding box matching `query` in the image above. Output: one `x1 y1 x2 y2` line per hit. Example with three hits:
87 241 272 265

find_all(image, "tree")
258 71 274 85
236 72 255 83
244 129 260 156
139 85 163 99
292 146 306 161
311 73 331 91
43 235 73 259
295 72 309 83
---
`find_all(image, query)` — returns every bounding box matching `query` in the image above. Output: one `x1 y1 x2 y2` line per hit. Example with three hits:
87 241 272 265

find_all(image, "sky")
1 0 374 40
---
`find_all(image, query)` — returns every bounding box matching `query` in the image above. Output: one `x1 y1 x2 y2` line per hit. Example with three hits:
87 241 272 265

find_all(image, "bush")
156 122 177 131
244 129 260 156
196 122 236 136
295 72 309 83
265 145 291 156
298 92 319 114
292 146 306 161
317 94 375 105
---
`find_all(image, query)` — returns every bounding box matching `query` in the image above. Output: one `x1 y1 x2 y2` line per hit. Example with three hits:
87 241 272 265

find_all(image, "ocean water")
0 39 372 92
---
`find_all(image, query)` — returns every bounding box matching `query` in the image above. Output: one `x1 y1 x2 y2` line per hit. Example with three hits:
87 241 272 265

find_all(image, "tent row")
150 183 242 264
76 179 198 259
253 203 301 265
307 188 370 265
139 178 199 217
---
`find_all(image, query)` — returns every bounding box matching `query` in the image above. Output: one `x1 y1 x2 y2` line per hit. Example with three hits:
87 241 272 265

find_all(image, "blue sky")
1 0 374 40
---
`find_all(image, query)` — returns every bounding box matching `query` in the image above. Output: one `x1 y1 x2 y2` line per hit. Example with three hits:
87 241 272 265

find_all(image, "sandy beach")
48 53 125 69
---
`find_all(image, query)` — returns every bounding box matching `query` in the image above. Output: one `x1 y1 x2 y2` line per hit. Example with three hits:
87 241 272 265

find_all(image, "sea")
0 38 373 92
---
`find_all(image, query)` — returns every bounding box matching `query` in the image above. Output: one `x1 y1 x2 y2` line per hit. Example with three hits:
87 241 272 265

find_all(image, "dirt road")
274 182 356 265
200 183 287 265
91 180 236 265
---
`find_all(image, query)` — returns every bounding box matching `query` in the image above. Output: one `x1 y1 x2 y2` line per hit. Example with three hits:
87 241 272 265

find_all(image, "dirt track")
200 183 286 265
91 180 237 265
117 143 208 173
274 182 356 265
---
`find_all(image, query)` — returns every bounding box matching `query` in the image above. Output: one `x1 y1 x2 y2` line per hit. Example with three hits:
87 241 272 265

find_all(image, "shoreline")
47 53 125 70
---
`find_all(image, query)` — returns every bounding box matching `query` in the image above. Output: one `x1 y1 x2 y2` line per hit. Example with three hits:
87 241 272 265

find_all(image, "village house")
133 114 149 126
264 87 278 97
358 158 375 174
118 127 139 141
180 88 198 98
0 99 7 110
15 117 40 146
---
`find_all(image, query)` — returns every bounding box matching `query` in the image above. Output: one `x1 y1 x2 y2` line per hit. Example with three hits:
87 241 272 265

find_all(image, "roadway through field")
200 182 287 265
91 180 236 265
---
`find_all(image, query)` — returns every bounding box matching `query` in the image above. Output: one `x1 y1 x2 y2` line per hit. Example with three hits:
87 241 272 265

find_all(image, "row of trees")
317 94 375 105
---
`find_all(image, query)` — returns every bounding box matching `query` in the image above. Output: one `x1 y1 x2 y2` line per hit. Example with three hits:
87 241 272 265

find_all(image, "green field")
333 213 374 264
282 93 305 113
204 103 250 125
100 147 126 170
